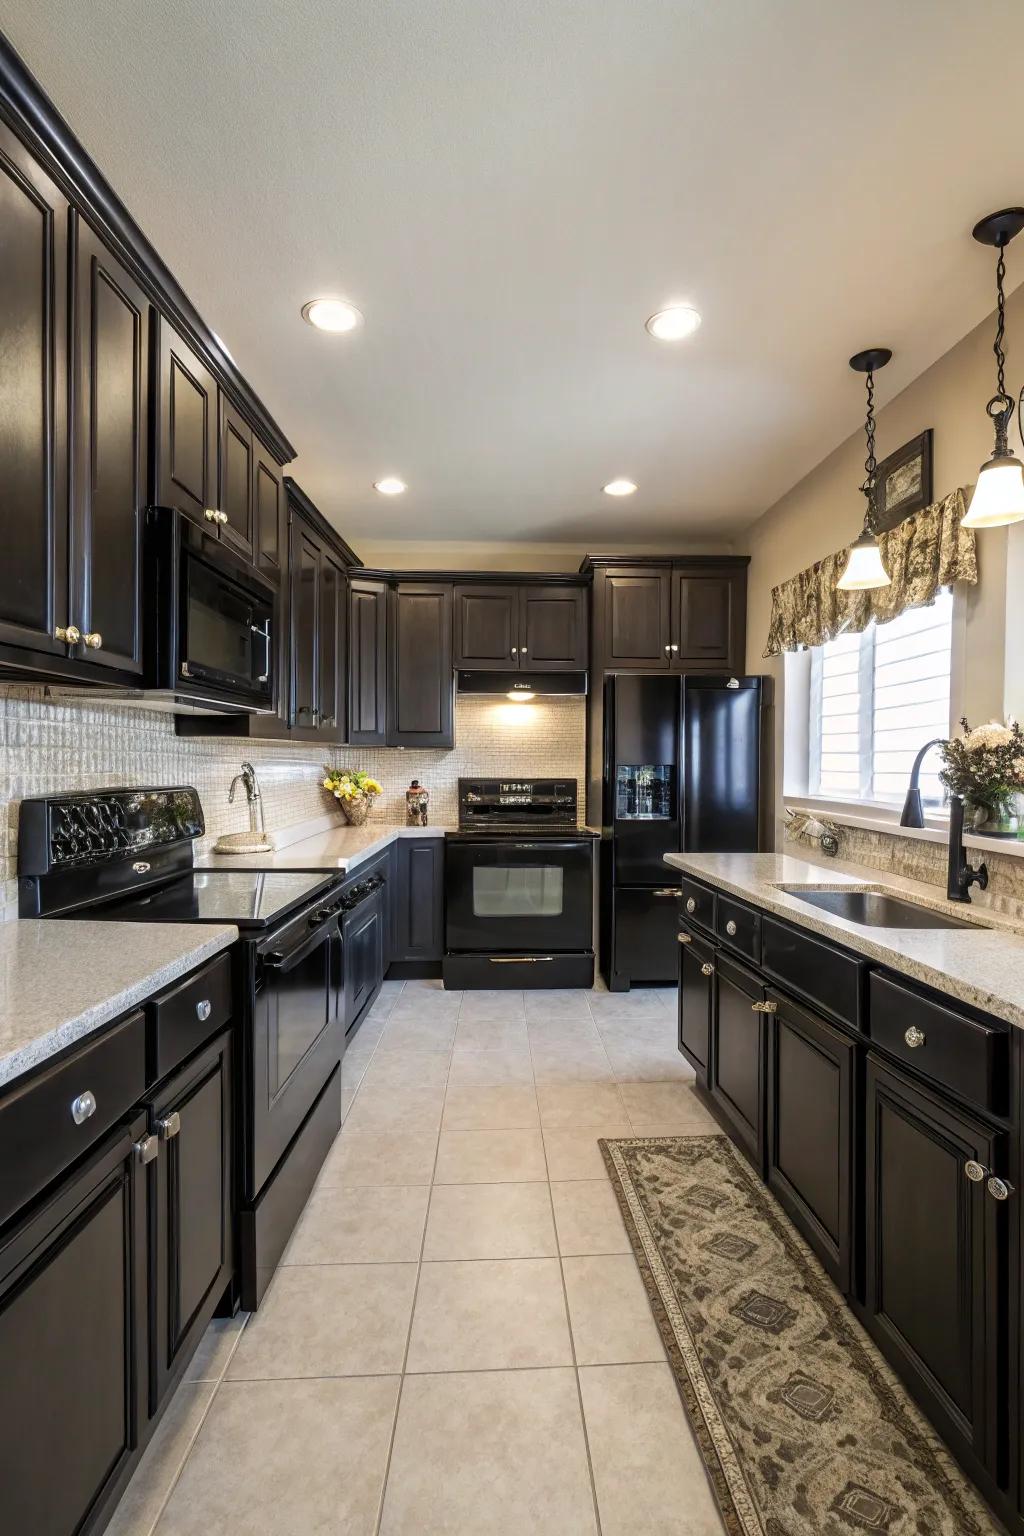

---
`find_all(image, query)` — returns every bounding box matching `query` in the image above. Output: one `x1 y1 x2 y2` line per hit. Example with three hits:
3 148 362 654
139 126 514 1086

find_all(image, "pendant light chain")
989 241 1014 456
860 366 879 533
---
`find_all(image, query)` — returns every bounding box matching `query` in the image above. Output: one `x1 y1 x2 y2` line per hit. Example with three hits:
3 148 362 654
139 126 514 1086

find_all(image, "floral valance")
762 487 978 658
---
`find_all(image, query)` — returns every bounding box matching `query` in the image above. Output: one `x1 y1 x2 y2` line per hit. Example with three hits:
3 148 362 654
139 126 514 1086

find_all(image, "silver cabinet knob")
670 643 679 651
751 1000 778 1014
195 998 212 1022
55 624 81 645
965 1160 990 1183
700 962 714 977
134 1133 159 1165
685 897 697 915
520 645 527 653
216 510 229 525
987 1176 1014 1201
511 646 518 654
725 919 738 936
676 933 692 945
204 508 219 522
83 631 103 649
71 1090 97 1125
157 1111 181 1141
904 1026 926 1049
664 644 671 653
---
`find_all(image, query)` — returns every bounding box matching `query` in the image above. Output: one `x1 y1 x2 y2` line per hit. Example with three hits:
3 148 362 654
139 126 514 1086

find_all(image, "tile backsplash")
0 689 586 913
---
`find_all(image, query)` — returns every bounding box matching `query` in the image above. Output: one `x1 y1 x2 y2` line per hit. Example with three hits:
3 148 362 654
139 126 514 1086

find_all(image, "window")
808 589 953 807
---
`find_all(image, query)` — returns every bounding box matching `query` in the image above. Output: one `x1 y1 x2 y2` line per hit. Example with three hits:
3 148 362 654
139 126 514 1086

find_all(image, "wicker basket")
340 793 372 826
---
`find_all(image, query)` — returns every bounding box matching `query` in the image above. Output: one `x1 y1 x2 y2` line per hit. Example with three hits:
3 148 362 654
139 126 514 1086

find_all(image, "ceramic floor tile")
284 1185 429 1264
619 1081 710 1129
434 1128 547 1183
228 1263 417 1378
319 1129 439 1187
106 1383 215 1536
524 988 595 1019
579 1363 726 1536
377 1010 459 1051
441 1082 541 1130
530 1042 615 1083
588 998 668 1025
603 1040 695 1082
562 1255 666 1365
184 1315 248 1384
446 1047 534 1088
379 1369 599 1536
596 1013 679 1046
341 1086 356 1122
551 1180 630 1255
536 1081 628 1127
342 1081 445 1134
454 1013 530 1051
423 1181 557 1259
458 989 527 1018
155 1376 400 1536
359 1051 451 1092
406 1258 572 1371
527 1015 603 1047
542 1125 632 1180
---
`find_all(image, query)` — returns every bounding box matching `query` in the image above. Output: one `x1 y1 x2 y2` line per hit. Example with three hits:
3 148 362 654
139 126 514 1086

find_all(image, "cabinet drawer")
715 896 761 963
0 1009 146 1228
679 878 715 934
762 917 865 1030
868 972 1008 1115
150 952 233 1081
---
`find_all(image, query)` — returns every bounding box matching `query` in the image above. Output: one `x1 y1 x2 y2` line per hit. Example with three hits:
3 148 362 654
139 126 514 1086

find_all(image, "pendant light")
837 348 893 590
962 208 1024 529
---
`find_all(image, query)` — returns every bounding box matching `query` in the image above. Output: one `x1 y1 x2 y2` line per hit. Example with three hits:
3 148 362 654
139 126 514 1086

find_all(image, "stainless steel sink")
776 886 988 931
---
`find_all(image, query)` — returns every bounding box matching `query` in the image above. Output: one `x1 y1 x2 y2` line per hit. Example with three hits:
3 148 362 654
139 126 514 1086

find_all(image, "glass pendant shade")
961 454 1024 528
836 529 891 591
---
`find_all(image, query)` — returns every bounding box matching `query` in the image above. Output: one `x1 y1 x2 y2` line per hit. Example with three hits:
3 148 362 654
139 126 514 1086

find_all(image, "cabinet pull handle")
216 510 229 525
55 624 81 645
204 508 219 523
751 1000 777 1014
134 1133 159 1165
987 1176 1014 1201
700 962 714 977
685 897 697 914
83 631 103 649
157 1111 181 1141
964 1160 990 1183
904 1026 926 1049
676 933 692 945
488 955 554 964
725 919 738 936
71 1090 97 1126
652 887 680 897
195 998 212 1022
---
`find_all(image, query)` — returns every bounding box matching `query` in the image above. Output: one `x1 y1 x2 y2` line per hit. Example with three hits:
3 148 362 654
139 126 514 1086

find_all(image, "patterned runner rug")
601 1134 1004 1536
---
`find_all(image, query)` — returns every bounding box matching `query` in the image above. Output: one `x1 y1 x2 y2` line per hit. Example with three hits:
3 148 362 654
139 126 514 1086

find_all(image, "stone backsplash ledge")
0 689 586 912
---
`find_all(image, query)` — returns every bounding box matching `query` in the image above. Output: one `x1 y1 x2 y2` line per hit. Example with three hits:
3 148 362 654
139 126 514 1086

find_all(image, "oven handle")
488 955 555 964
262 919 336 973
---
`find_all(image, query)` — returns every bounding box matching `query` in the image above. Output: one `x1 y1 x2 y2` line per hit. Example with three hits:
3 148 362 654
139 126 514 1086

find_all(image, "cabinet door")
677 931 713 1081
865 1055 1005 1479
218 393 254 561
0 1117 146 1536
290 520 320 729
709 954 766 1174
345 895 384 1033
454 584 519 668
149 1031 233 1413
253 439 286 583
392 838 445 963
317 545 346 739
155 317 218 528
348 578 388 745
388 583 453 747
0 119 69 658
600 569 671 667
767 992 854 1292
672 567 745 671
71 215 148 675
520 586 587 671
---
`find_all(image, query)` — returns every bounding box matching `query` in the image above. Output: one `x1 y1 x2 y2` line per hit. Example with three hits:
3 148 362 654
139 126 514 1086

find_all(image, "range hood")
457 670 587 697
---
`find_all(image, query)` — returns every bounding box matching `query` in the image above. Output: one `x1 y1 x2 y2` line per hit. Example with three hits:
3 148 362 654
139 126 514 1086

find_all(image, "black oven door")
179 546 275 708
445 839 593 953
249 917 344 1195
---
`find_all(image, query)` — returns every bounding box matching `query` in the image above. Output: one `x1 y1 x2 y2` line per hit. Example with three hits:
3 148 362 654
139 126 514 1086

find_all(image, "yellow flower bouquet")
322 766 383 827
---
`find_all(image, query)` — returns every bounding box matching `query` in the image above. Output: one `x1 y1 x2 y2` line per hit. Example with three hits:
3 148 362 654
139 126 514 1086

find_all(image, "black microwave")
144 507 277 713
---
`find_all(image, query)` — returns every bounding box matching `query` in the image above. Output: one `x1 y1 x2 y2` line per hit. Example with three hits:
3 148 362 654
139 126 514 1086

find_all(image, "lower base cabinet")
677 930 713 1083
392 837 445 968
709 954 766 1174
344 888 385 1033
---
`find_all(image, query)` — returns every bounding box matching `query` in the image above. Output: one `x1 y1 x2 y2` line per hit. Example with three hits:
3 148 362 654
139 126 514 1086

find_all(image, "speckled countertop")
0 921 237 1089
665 850 1024 1031
197 823 450 873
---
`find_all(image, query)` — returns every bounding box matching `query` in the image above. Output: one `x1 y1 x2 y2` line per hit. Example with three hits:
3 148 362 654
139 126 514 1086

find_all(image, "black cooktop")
69 870 336 931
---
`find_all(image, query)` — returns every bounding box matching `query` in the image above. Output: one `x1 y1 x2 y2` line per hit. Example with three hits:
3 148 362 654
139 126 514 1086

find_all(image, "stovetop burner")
74 869 335 930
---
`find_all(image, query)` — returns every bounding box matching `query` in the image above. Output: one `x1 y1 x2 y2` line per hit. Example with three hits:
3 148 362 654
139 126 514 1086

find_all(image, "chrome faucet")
899 738 947 828
228 761 267 842
946 794 988 903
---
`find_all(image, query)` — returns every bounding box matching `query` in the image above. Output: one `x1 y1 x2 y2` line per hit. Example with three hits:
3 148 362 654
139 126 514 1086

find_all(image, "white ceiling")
5 0 1024 548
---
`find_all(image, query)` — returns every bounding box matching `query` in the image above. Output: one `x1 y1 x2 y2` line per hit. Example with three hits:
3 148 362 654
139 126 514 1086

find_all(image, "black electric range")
443 778 596 989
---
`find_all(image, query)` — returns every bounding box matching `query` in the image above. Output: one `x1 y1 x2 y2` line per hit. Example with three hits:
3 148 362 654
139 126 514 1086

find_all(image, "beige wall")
356 537 734 572
740 284 1024 818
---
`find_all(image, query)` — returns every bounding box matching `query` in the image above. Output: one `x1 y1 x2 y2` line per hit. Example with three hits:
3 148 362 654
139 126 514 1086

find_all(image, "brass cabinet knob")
676 933 692 944
725 919 738 936
987 1176 1014 1201
83 631 103 649
685 897 697 915
55 624 81 645
964 1160 990 1183
204 508 219 522
751 1000 778 1014
700 962 714 977
216 510 229 525
904 1026 926 1049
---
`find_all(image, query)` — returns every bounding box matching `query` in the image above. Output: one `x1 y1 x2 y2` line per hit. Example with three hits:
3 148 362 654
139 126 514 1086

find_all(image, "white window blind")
809 588 953 806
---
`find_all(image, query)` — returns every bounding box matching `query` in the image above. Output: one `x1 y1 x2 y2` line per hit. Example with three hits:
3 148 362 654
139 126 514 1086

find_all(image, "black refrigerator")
600 673 767 990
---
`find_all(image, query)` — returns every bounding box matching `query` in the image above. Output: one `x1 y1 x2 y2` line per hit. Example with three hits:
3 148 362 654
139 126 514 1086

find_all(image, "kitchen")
4 4 1024 1534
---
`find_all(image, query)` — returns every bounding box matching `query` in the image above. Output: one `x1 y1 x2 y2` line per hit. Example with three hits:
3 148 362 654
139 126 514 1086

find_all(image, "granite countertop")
197 822 450 873
0 921 237 1090
665 850 1024 1031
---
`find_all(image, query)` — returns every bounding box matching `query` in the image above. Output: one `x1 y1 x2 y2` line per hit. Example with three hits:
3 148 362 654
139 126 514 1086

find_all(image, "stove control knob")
308 909 328 926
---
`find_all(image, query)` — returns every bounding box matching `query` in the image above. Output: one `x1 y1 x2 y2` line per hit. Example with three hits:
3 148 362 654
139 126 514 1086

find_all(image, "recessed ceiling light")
646 305 702 341
301 298 363 333
603 478 637 497
374 477 407 496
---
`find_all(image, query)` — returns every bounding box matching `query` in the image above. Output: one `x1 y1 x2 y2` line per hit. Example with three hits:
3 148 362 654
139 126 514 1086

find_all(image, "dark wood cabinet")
348 577 388 745
673 568 744 669
285 505 346 742
864 1055 1006 1481
708 953 766 1174
291 518 320 731
598 567 672 667
677 931 714 1082
155 317 218 530
0 118 70 663
147 1030 234 1414
253 440 286 584
318 545 346 737
454 581 587 672
0 1116 147 1536
520 585 586 670
587 557 748 674
454 584 519 669
344 889 384 1034
217 394 255 561
392 837 445 966
767 990 854 1292
71 214 149 676
388 583 453 747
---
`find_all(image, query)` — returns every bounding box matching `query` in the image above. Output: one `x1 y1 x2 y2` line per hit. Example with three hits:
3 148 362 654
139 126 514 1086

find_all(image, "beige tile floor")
114 978 726 1536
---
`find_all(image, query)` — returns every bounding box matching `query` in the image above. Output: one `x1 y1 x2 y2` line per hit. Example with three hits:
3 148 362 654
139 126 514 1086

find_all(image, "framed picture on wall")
873 428 933 531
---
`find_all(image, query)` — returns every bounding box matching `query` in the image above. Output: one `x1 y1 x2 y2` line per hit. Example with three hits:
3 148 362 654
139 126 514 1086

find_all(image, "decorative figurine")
406 779 429 826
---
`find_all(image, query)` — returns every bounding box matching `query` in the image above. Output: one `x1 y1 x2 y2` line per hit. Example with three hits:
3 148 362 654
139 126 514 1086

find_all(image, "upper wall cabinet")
217 394 255 561
454 581 587 672
586 558 748 675
285 497 347 742
388 582 454 747
348 577 388 746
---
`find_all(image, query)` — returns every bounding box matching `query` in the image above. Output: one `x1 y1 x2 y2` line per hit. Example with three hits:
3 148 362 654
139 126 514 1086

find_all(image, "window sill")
786 799 1024 861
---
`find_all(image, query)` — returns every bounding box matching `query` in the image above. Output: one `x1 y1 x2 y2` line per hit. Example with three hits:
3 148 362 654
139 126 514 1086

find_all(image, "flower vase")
341 793 371 827
965 798 1020 838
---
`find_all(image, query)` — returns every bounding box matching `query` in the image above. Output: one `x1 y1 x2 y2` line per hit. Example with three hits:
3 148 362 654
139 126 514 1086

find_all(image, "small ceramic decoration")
406 779 429 826
939 719 1024 838
323 767 383 827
